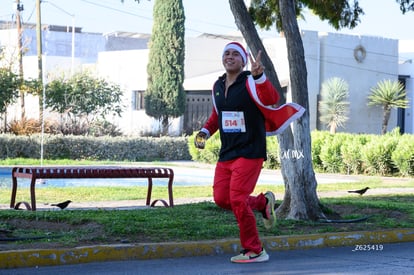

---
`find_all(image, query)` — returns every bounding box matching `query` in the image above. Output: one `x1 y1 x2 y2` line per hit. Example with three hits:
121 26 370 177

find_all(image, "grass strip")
0 195 413 248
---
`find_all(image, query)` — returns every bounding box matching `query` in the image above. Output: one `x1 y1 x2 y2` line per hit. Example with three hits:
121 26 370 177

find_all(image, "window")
132 90 145 110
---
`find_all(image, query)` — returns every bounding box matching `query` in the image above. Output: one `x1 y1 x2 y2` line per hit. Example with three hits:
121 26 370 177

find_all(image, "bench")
9 166 174 211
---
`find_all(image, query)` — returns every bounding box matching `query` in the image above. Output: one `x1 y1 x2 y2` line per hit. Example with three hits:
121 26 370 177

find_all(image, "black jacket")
213 71 267 161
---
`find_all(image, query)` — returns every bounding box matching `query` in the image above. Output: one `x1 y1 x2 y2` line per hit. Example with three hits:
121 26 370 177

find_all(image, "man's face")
222 49 244 73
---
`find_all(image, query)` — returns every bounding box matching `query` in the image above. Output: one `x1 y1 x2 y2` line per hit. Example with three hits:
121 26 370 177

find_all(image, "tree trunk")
278 0 325 220
382 105 391 134
330 125 336 135
161 116 169 136
228 0 325 220
228 0 283 94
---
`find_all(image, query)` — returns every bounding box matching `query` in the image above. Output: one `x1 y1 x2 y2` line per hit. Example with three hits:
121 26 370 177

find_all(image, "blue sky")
1 0 413 40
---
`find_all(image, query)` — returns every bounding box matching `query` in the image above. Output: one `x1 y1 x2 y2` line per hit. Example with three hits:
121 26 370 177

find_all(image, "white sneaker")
262 191 276 230
230 248 269 263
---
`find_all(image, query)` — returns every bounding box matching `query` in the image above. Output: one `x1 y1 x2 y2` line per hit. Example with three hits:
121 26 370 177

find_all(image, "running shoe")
262 191 276 230
230 248 269 263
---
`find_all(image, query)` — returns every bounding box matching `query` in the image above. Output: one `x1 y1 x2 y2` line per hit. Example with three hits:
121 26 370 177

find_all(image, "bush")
361 134 399 176
0 135 41 158
8 117 122 137
341 134 364 174
264 136 279 169
187 130 414 177
187 132 220 163
0 134 191 161
310 130 329 171
88 120 123 137
9 117 58 135
391 134 414 176
319 133 345 173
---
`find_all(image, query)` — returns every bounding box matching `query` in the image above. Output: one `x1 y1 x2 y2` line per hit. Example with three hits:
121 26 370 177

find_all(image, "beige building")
1 22 411 135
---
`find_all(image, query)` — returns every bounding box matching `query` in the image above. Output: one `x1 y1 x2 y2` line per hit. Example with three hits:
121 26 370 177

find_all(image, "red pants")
213 157 266 254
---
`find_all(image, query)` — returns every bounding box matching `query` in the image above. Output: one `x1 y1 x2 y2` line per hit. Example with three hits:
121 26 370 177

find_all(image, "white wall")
96 49 182 136
301 31 321 131
184 37 229 80
312 32 399 134
263 31 400 134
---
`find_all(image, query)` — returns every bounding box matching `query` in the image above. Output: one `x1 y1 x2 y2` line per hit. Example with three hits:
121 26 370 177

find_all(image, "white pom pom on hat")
222 42 248 65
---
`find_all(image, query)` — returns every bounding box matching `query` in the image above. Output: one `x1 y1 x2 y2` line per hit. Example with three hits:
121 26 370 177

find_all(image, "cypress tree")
145 0 186 135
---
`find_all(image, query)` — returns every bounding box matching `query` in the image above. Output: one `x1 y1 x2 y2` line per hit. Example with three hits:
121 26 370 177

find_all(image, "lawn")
0 186 413 251
0 160 413 251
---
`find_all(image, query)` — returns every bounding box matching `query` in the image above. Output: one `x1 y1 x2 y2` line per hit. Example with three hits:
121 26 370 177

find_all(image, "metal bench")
9 166 174 211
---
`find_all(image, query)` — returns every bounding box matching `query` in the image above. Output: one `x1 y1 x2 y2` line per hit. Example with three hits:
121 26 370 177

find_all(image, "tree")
145 0 186 136
229 0 366 220
319 77 350 134
0 68 20 126
0 68 20 114
397 0 414 13
228 0 320 220
368 79 409 134
229 0 413 220
45 72 124 134
249 0 364 32
0 67 20 132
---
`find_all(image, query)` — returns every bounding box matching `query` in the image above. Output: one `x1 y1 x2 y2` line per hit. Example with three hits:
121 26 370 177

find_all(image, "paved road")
2 242 413 275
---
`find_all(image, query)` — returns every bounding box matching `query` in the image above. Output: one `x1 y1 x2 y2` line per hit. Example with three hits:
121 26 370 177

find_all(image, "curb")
1 228 413 269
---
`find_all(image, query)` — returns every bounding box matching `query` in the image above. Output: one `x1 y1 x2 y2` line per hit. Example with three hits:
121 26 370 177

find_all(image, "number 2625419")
352 244 384 252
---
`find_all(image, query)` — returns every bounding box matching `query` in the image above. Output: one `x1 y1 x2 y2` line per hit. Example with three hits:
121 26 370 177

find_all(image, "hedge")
2 130 414 177
188 129 414 177
0 134 191 162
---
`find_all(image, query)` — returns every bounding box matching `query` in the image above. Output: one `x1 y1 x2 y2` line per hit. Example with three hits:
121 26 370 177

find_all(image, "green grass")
1 182 413 205
0 159 413 249
1 195 413 249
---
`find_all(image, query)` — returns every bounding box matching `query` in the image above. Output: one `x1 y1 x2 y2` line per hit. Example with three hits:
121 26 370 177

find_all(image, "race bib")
222 111 246 133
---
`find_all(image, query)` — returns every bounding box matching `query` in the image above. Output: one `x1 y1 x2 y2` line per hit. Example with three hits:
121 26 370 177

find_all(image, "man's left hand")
249 50 264 77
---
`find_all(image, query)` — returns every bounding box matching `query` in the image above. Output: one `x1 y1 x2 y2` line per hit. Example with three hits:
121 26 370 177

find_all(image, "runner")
195 41 304 263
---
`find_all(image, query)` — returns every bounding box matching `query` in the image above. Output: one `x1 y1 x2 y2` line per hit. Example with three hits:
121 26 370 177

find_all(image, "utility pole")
36 0 45 166
15 0 25 119
36 0 42 82
36 0 44 124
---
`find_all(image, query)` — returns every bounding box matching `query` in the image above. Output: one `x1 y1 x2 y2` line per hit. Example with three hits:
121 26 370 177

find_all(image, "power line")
44 1 74 17
305 55 399 77
6 0 404 77
80 0 153 21
22 3 36 24
79 0 237 35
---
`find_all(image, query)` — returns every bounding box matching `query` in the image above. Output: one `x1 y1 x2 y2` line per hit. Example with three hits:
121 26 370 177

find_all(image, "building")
398 40 414 134
1 21 412 135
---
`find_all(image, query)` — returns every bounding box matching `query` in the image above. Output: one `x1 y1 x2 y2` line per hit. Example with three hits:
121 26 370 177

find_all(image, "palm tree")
368 79 409 134
318 77 350 134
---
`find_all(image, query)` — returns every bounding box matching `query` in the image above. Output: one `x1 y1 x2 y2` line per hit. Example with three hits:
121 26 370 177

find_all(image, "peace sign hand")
249 50 265 77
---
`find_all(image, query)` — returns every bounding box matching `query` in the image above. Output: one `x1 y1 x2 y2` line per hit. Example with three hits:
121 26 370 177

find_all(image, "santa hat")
223 42 248 65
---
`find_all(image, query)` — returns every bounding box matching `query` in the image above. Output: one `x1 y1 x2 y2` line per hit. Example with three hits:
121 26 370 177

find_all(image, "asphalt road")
2 241 413 275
